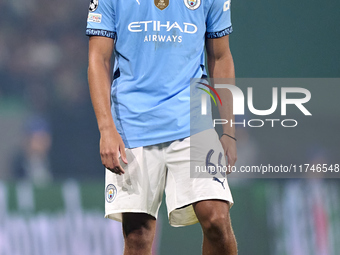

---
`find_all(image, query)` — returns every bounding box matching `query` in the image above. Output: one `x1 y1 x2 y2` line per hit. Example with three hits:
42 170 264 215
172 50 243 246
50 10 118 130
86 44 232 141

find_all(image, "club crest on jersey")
106 184 117 203
154 0 169 10
89 0 99 12
184 0 201 10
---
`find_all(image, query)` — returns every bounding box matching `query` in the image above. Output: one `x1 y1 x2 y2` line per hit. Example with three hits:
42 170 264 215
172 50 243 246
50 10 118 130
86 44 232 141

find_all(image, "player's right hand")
99 128 128 175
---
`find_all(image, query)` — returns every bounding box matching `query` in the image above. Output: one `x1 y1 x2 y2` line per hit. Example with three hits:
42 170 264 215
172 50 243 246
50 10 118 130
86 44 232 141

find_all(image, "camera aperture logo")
198 82 312 128
198 82 222 115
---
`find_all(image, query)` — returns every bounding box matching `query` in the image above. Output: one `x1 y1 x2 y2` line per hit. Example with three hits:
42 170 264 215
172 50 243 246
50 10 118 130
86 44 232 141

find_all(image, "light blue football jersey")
86 0 232 148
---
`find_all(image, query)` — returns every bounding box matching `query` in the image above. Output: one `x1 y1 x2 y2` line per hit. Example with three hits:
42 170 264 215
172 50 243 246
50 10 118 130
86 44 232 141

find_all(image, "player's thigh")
122 212 157 240
105 145 166 222
164 129 233 227
193 199 233 233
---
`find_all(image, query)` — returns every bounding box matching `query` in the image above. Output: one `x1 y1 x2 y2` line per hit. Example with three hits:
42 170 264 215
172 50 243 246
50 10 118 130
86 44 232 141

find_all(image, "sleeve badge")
89 0 99 12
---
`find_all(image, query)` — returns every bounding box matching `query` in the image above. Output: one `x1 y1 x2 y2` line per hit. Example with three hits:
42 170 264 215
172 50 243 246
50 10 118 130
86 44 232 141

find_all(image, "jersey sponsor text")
128 21 197 34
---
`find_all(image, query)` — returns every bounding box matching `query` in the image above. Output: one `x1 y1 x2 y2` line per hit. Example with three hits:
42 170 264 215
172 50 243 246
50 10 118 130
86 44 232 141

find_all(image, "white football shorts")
104 128 233 227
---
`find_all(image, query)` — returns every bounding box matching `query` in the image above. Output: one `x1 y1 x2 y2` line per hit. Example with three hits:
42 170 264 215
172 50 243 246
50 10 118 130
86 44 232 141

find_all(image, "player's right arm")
88 36 127 174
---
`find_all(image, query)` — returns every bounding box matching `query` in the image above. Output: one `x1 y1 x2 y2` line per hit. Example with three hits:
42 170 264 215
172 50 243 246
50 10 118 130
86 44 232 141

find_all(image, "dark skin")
88 35 237 255
206 34 237 172
88 36 127 175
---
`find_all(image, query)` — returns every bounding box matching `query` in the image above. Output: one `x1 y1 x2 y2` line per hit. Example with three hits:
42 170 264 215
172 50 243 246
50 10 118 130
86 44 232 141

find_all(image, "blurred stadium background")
0 0 339 254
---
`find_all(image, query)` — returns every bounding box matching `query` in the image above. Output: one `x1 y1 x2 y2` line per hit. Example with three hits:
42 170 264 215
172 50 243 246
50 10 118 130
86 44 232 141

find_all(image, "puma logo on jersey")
213 177 226 189
223 0 230 11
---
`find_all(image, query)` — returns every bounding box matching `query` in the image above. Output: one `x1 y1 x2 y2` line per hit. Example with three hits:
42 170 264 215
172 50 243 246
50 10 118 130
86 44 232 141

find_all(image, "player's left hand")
220 136 237 173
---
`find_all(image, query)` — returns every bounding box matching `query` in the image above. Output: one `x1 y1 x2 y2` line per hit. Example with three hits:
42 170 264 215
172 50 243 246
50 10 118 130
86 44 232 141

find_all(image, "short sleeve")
206 0 233 39
86 0 116 39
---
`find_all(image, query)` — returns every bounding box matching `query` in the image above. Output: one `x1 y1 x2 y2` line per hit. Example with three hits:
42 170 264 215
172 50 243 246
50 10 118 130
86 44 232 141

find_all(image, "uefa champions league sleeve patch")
89 0 99 12
105 184 117 203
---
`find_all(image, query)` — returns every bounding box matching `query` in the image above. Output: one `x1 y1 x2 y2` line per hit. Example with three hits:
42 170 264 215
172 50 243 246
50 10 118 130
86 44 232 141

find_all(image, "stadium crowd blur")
0 0 101 181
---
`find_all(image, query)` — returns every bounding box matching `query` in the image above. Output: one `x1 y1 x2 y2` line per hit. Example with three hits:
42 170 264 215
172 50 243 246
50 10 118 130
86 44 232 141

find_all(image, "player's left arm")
206 35 237 168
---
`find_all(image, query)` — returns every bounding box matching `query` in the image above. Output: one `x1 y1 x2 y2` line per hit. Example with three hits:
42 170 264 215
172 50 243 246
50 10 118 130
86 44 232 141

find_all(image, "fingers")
120 145 128 164
224 142 237 175
110 152 125 175
220 137 237 171
100 148 125 175
227 150 237 167
110 166 125 175
226 151 237 175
